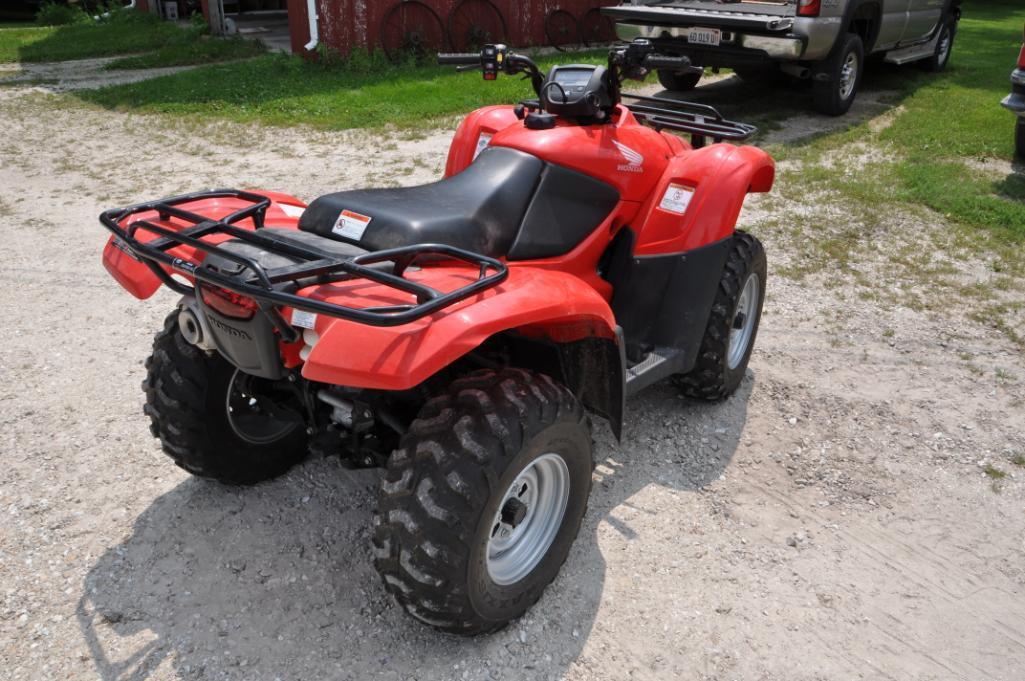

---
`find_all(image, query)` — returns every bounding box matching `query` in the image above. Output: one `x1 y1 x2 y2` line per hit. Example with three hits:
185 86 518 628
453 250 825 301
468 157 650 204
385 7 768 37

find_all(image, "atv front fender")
634 143 775 256
299 266 619 393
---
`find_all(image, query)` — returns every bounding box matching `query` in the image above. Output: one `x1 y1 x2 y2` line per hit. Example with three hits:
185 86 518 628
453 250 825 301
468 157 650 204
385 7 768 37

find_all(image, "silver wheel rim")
225 369 301 445
486 453 570 586
839 51 858 100
937 27 951 64
727 273 760 370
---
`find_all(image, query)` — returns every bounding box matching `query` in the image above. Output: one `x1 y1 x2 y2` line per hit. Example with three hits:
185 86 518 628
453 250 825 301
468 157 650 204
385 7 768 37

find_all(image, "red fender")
633 143 775 255
444 105 522 177
298 267 617 390
102 191 307 300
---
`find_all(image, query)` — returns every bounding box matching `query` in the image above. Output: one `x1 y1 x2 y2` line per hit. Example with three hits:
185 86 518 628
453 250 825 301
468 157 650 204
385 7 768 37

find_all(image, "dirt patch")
1 85 1024 681
0 56 223 92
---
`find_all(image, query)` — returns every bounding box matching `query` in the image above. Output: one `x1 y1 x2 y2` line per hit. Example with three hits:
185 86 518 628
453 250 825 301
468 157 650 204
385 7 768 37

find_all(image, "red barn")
139 1 615 57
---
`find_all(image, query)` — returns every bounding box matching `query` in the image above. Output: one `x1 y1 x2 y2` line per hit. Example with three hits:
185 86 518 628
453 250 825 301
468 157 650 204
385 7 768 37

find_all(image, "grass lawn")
79 51 612 130
0 24 54 63
0 12 263 67
763 0 1025 245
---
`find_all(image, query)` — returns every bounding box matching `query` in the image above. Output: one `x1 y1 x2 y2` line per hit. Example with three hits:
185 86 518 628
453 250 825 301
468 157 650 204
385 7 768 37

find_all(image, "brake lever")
456 64 479 72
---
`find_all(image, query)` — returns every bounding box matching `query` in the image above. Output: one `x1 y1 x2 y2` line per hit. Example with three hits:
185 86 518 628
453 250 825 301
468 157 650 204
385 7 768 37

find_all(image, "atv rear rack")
100 189 509 332
622 93 757 147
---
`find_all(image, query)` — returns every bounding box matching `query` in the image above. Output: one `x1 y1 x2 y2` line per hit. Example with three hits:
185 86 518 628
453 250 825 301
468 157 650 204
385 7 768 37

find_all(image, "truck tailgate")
604 1 796 32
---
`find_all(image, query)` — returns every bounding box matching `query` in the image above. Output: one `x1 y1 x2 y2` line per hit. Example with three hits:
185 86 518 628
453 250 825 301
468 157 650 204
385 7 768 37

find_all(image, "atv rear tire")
657 68 702 92
675 232 766 400
373 368 592 635
813 32 863 116
143 312 308 485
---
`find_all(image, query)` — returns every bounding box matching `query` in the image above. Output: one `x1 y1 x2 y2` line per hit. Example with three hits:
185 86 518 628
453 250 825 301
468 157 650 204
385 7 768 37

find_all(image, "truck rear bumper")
616 22 803 60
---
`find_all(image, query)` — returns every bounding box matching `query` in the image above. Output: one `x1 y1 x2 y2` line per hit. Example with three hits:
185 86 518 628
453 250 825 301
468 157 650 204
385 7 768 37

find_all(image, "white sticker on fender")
278 203 306 218
291 309 317 330
332 209 372 240
473 132 493 160
659 183 695 215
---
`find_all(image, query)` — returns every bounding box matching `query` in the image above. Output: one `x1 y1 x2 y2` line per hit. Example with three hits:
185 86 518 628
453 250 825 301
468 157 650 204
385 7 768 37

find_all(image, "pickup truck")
605 0 962 115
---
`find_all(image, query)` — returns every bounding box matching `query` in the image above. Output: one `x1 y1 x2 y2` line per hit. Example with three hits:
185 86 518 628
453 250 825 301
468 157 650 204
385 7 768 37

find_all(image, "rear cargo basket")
100 189 508 330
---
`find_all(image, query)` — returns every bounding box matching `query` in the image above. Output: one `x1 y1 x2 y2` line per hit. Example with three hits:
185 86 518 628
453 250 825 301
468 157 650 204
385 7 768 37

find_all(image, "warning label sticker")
658 184 695 215
473 132 493 160
332 209 372 240
291 309 317 330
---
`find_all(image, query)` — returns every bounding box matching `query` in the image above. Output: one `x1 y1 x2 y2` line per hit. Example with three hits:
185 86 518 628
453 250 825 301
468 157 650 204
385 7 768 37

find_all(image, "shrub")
36 2 87 26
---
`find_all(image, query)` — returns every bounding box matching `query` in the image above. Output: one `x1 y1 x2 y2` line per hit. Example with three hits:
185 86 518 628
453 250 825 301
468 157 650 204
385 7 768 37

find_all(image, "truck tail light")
797 0 821 17
200 284 259 320
1018 23 1025 68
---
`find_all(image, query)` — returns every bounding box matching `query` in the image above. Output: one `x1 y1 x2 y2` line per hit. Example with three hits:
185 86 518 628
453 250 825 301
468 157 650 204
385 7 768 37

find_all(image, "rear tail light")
797 0 821 17
200 284 259 320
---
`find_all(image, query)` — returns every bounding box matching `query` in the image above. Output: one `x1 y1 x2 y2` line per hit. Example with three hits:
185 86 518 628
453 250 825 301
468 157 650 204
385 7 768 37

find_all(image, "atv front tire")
143 312 308 485
657 68 702 92
813 33 863 116
675 232 767 400
373 368 592 635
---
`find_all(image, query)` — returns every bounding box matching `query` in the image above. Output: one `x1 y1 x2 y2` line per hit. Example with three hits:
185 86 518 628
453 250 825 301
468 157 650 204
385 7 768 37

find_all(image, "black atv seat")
297 146 620 261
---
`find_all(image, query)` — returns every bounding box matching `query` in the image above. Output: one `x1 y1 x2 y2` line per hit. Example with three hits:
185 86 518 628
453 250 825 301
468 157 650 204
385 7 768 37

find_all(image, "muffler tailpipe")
780 63 810 79
178 298 216 352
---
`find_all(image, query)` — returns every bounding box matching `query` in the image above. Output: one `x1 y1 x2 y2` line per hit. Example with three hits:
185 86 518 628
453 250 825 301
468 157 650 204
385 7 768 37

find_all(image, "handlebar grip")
437 53 481 66
644 54 701 73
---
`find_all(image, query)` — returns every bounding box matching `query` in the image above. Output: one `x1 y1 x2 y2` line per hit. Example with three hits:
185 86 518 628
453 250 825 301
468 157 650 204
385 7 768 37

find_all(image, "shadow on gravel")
650 60 931 145
76 377 752 681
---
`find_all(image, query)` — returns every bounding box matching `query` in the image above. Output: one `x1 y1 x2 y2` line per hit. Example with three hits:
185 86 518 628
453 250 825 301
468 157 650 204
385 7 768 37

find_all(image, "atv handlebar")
438 46 545 97
437 53 481 66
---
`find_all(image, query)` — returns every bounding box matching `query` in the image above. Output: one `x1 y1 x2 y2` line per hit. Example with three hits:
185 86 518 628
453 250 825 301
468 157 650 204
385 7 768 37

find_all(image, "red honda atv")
99 40 773 635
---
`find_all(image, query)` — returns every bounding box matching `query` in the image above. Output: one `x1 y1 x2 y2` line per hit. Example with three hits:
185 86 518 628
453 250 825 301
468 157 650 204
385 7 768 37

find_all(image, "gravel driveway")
1 84 1024 681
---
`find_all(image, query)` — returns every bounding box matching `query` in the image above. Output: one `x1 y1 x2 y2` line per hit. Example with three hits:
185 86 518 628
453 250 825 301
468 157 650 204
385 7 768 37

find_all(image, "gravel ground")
1 78 1024 681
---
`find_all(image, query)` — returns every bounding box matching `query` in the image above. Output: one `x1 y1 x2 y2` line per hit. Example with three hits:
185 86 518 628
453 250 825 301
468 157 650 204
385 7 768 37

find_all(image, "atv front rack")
622 93 757 147
100 189 509 331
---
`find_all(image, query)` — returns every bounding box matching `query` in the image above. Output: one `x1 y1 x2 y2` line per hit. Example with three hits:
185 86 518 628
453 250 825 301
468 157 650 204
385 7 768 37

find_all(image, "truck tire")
657 68 702 92
143 312 308 485
675 231 766 400
813 32 863 116
373 368 593 635
1016 118 1025 160
919 18 955 72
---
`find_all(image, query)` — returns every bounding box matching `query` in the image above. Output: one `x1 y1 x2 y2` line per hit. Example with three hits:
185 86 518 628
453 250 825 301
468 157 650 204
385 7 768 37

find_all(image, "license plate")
687 27 721 46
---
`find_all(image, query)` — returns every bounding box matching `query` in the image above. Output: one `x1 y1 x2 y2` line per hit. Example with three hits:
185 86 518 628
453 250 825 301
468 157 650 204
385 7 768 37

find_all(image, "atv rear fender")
297 266 625 436
633 144 775 256
102 191 308 299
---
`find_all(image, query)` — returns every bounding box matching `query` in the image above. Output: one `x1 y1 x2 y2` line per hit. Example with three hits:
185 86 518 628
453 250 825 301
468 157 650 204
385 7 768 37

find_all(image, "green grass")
103 35 265 70
0 25 55 63
80 50 611 130
0 11 262 67
18 15 190 62
984 463 1007 479
764 1 1025 247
